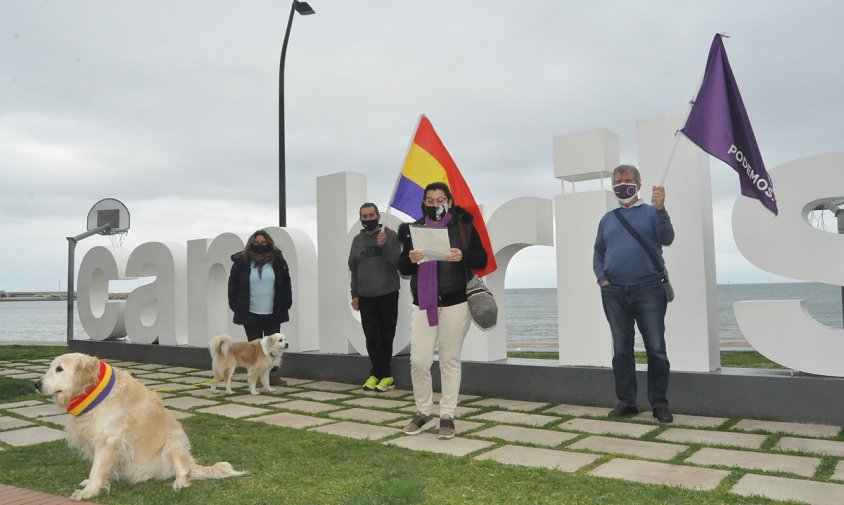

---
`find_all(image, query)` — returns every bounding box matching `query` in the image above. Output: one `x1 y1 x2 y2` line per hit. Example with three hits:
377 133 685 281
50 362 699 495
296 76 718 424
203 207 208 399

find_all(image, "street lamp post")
279 0 315 227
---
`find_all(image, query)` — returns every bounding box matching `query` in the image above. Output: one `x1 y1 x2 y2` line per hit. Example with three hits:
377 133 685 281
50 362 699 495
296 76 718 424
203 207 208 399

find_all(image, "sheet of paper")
409 225 451 261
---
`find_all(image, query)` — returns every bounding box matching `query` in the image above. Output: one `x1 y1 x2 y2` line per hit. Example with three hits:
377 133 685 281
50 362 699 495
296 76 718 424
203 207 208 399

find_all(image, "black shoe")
653 406 674 423
607 405 638 418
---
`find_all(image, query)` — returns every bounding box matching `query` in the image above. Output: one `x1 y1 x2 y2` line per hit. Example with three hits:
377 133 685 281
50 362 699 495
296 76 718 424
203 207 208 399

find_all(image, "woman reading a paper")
397 182 487 439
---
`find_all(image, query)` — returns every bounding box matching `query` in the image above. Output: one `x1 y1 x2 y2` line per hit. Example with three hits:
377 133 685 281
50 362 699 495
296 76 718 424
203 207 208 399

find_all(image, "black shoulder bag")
611 209 674 302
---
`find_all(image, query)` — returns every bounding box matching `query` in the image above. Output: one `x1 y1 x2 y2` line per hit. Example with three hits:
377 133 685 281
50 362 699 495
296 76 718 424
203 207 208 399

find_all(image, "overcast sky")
2 0 842 292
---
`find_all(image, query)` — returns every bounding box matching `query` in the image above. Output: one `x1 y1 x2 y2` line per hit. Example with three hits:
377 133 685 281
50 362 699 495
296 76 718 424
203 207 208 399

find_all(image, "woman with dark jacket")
397 182 487 440
228 230 292 385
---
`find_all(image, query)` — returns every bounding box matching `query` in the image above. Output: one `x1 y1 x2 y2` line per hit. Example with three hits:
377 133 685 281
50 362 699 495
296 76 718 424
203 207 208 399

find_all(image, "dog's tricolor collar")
67 361 116 416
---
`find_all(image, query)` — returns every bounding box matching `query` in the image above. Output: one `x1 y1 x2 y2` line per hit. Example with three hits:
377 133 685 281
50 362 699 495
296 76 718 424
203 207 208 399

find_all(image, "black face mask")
251 244 272 254
361 219 379 232
424 203 448 221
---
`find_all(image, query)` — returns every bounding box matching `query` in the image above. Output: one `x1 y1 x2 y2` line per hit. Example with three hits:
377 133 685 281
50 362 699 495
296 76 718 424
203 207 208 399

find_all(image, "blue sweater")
593 203 674 286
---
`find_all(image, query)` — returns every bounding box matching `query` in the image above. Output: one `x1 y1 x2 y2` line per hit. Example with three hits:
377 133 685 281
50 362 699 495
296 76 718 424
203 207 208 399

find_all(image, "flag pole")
656 33 729 187
387 114 425 215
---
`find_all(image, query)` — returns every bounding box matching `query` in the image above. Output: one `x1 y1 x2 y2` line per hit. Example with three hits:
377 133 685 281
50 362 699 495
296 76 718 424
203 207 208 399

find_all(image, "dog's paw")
71 487 99 501
172 478 191 491
265 386 275 392
249 389 259 395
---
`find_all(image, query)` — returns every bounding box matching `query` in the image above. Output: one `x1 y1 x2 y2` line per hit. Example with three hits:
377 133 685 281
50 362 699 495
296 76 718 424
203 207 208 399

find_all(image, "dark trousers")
600 279 670 409
359 291 399 378
243 313 281 342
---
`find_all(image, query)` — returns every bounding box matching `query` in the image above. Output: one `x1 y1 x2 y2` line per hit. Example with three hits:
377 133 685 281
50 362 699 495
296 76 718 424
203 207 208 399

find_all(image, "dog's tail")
208 334 232 359
189 462 247 481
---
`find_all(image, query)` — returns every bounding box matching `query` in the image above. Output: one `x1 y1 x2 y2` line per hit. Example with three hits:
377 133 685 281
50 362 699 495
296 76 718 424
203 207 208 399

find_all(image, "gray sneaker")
438 415 455 440
402 412 435 435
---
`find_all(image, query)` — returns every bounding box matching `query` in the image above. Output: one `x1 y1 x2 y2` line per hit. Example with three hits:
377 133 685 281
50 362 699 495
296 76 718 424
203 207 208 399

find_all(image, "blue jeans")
601 279 670 408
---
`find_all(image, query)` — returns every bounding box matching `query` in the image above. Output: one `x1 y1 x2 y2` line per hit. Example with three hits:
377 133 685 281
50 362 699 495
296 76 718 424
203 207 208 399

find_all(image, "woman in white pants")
397 182 488 439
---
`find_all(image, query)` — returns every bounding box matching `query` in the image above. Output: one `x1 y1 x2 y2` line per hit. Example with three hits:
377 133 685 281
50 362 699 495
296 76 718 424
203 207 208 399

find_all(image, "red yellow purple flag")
389 115 497 277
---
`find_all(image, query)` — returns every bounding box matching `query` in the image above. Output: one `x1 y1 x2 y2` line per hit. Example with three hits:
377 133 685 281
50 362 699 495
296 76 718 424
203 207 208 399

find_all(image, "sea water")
1 283 841 350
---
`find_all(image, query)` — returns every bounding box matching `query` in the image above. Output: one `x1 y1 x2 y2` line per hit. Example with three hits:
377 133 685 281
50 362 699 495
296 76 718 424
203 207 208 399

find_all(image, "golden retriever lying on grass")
35 352 245 501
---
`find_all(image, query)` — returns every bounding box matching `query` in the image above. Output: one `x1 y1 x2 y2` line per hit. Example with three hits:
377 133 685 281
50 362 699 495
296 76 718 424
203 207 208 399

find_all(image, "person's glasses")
425 197 447 206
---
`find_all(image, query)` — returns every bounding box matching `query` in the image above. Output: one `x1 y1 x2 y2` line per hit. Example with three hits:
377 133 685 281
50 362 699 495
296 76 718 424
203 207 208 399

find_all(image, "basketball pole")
66 224 111 343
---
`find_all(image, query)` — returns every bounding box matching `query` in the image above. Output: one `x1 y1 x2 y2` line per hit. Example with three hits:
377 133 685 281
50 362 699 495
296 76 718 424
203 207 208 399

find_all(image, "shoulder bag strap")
457 220 471 283
612 208 664 272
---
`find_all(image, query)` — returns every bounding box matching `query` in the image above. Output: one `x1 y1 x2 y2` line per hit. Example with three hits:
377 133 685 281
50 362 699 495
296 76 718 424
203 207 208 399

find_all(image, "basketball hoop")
109 230 129 247
86 198 130 243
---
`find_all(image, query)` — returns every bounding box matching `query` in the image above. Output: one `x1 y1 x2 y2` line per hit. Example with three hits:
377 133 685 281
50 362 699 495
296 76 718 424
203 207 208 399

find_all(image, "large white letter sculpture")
732 154 844 377
78 246 132 340
554 115 719 371
124 242 187 345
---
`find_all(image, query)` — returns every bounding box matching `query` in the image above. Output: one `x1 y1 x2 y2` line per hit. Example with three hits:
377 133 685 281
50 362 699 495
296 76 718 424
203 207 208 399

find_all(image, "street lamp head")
294 1 315 15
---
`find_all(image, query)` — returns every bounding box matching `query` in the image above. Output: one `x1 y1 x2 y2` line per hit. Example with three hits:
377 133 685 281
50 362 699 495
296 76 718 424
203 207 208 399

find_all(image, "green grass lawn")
0 346 795 504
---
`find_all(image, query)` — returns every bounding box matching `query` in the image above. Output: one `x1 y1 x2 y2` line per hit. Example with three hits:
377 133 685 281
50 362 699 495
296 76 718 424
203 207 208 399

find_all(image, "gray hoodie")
348 225 401 298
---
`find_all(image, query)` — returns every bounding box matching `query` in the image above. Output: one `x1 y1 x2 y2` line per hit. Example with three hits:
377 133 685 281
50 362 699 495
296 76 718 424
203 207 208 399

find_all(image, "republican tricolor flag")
389 115 497 277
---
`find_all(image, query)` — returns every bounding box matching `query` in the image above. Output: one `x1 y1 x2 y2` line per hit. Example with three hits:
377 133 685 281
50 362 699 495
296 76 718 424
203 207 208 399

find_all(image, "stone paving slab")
543 403 613 418
303 380 359 392
658 428 767 449
468 410 559 427
130 363 168 370
360 388 413 399
590 458 729 491
162 397 219 410
4 372 40 379
470 425 578 447
290 391 353 402
0 425 66 446
686 447 820 477
344 397 411 410
475 444 599 471
731 473 844 505
389 418 485 435
247 412 334 429
157 366 199 374
400 405 480 417
432 392 480 403
558 418 656 438
776 437 844 457
0 369 24 376
276 400 343 414
732 419 840 438
0 415 34 431
385 432 494 456
0 483 100 504
633 412 728 428
149 382 196 392
135 372 181 380
569 435 688 461
226 394 287 405
186 389 236 398
311 421 401 441
133 378 163 385
168 409 194 420
832 460 844 482
167 376 213 385
8 403 65 418
328 408 403 423
0 400 43 410
464 398 549 412
196 404 270 419
41 413 73 428
279 378 314 386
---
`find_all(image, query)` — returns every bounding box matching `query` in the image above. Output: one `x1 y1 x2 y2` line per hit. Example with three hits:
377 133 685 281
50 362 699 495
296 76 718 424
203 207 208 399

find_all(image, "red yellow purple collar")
67 361 115 416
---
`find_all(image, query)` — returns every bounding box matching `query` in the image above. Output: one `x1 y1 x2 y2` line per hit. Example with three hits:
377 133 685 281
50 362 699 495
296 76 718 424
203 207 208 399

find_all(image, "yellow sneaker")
363 375 378 391
375 376 394 392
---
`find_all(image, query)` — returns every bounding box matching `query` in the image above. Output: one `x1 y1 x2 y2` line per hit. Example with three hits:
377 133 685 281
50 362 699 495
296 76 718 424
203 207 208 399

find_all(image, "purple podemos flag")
681 34 778 215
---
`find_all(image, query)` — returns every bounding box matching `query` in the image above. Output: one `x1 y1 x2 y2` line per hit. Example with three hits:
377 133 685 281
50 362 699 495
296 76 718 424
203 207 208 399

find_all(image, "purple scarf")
418 212 453 326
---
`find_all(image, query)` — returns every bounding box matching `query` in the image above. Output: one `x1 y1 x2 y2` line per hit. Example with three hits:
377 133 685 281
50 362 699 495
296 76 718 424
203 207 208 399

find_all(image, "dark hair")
243 229 278 260
420 182 454 214
359 202 379 216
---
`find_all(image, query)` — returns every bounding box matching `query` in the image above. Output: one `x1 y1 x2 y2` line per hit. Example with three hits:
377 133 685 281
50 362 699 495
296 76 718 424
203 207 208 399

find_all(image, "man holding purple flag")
681 34 778 215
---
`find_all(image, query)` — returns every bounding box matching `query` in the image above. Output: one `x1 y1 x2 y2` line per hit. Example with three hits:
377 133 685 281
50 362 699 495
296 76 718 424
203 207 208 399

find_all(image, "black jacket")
227 249 292 325
398 206 488 306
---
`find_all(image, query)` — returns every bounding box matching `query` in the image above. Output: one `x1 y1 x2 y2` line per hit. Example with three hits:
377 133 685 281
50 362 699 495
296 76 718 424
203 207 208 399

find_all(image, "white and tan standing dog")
208 333 288 395
35 353 246 501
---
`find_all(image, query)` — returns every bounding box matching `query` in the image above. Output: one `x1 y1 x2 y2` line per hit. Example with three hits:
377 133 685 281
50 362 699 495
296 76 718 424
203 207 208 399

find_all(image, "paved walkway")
2 357 844 505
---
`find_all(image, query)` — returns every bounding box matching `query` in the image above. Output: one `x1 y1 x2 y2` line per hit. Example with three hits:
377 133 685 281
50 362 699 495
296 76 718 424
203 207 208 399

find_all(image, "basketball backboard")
87 198 130 235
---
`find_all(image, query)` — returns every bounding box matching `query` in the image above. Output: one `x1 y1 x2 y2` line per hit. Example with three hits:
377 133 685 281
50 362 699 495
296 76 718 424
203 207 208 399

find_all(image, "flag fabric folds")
390 115 497 277
681 34 777 215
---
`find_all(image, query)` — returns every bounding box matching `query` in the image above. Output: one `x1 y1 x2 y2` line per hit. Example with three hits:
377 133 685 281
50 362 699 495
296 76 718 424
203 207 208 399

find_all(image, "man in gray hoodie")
349 202 401 392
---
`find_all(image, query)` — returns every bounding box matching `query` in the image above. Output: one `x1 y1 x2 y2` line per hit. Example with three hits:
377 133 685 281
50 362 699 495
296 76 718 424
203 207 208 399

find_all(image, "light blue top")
249 263 275 314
